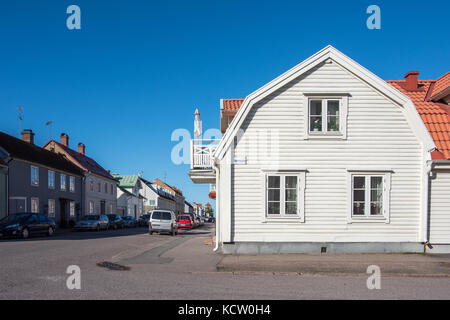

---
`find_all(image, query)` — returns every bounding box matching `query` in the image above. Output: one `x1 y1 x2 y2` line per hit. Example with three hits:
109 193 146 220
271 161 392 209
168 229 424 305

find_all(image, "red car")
177 214 193 229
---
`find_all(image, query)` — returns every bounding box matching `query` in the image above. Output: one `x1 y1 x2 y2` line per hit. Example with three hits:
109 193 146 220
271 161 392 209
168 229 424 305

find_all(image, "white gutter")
212 159 220 252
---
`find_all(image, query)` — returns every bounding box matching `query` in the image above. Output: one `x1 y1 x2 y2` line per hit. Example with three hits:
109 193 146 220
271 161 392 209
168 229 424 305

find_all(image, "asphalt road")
1 224 450 300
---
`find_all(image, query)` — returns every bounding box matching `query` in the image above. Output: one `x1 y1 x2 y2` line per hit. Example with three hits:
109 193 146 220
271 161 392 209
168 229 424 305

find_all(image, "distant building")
113 174 145 218
139 177 176 213
184 200 194 214
0 158 8 220
43 133 118 215
152 178 185 215
0 130 84 227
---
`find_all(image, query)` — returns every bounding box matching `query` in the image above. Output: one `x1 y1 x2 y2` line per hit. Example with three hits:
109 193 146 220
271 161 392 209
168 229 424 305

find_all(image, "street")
1 223 450 300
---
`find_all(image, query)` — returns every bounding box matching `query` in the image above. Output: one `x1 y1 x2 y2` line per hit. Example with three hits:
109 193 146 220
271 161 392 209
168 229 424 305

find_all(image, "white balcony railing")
190 139 220 169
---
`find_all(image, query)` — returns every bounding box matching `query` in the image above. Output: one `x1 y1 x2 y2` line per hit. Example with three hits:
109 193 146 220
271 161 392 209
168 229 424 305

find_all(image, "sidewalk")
217 253 450 277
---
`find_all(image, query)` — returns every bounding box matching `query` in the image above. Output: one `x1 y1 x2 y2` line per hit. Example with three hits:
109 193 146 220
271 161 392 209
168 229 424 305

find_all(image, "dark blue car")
0 213 56 239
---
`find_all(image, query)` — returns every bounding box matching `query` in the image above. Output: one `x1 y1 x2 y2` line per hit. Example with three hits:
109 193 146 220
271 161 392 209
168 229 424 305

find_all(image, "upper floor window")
69 176 75 192
303 94 348 139
104 183 108 193
60 174 66 191
110 184 113 194
31 166 39 186
97 183 101 193
48 171 55 189
89 179 94 192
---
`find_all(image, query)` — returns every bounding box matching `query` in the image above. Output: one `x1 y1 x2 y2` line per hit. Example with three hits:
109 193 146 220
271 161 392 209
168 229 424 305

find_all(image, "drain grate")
97 261 130 271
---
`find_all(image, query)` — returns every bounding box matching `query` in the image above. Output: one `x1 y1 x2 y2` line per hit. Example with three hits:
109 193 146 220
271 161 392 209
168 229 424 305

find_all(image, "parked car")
122 216 137 228
138 214 151 227
207 217 216 223
194 216 200 228
149 210 178 236
177 214 193 229
107 214 124 229
0 213 56 239
75 215 109 231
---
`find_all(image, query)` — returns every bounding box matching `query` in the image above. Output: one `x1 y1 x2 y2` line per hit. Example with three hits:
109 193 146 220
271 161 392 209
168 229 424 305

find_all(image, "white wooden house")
188 46 450 254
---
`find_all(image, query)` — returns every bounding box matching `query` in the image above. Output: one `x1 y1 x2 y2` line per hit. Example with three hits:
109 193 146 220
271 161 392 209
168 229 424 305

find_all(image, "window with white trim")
89 200 94 214
48 199 55 217
48 171 55 189
69 201 75 217
348 171 391 222
60 174 66 191
264 173 305 219
31 198 39 213
69 176 75 192
31 166 39 186
303 94 348 139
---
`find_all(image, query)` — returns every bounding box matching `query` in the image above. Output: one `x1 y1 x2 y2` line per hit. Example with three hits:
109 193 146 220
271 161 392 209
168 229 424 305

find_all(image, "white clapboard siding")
229 61 423 243
429 171 450 244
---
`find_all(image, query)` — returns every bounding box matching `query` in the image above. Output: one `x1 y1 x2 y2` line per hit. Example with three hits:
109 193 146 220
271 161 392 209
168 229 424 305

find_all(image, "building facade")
0 130 84 227
43 134 118 216
0 159 8 220
189 46 450 254
113 174 145 218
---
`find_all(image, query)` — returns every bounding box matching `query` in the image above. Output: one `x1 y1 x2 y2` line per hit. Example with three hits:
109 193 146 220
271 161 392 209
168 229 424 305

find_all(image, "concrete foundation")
426 244 450 254
222 242 425 254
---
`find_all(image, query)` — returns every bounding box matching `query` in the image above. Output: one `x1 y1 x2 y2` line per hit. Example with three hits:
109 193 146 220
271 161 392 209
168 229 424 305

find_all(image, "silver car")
75 215 109 231
149 210 178 236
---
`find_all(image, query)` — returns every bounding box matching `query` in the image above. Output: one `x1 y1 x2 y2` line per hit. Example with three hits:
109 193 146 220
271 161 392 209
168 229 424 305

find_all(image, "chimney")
60 133 69 147
78 143 85 155
404 71 420 91
21 129 35 145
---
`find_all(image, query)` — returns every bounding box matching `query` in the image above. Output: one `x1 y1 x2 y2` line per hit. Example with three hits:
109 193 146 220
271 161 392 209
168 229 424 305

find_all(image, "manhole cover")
97 261 130 271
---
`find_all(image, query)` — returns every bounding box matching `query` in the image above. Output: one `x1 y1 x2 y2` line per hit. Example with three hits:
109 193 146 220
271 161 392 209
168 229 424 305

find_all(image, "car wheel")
149 231 153 235
47 226 54 237
22 228 29 239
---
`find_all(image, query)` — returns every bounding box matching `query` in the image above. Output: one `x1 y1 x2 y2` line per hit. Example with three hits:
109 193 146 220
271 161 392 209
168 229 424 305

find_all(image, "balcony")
188 139 220 184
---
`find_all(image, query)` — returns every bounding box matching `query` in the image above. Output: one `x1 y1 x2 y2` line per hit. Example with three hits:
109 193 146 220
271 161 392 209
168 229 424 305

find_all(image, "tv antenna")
17 106 24 135
45 121 53 139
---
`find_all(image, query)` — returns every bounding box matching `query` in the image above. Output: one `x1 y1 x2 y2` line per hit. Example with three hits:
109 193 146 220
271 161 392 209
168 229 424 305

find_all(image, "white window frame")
69 176 75 193
48 170 55 189
261 168 306 223
69 201 75 217
31 166 39 186
48 199 55 217
89 200 94 214
60 174 66 191
31 197 39 213
303 93 348 140
346 169 392 223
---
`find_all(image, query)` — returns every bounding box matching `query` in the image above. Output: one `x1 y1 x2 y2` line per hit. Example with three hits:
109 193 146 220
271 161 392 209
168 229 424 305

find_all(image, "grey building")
0 158 7 220
0 130 84 227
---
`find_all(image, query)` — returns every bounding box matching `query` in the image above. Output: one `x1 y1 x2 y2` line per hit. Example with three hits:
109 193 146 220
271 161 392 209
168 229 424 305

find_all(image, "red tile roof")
430 72 450 100
222 99 244 112
45 140 115 180
388 78 450 159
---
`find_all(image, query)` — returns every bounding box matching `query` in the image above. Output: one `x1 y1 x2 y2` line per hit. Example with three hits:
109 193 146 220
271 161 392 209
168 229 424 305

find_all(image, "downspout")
212 159 220 252
422 150 433 250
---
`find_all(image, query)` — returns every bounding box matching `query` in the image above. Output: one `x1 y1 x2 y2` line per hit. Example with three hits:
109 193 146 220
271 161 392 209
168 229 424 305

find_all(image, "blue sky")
0 0 448 210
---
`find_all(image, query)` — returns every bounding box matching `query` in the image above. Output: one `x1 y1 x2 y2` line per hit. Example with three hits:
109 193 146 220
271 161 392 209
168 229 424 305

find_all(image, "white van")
149 210 178 236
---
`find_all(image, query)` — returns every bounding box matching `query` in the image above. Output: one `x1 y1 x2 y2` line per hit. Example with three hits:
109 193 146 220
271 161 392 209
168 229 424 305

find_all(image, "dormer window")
303 94 348 139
